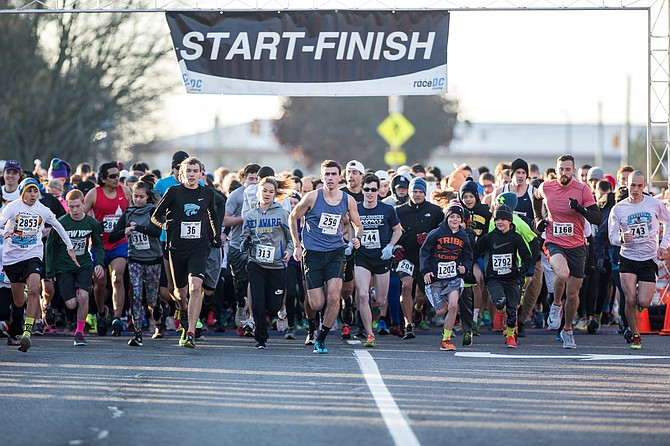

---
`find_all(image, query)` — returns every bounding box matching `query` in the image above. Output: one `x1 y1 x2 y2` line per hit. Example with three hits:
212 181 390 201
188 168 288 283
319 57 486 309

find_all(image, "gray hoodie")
240 201 294 269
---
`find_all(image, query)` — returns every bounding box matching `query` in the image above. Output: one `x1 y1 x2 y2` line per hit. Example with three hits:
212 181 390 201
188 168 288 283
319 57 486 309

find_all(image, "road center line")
354 350 421 446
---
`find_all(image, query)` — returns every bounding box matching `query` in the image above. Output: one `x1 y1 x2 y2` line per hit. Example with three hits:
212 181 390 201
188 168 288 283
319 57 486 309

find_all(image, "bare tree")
0 2 172 167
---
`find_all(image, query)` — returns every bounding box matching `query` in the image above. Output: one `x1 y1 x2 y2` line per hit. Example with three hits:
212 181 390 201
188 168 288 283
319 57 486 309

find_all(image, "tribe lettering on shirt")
433 236 464 261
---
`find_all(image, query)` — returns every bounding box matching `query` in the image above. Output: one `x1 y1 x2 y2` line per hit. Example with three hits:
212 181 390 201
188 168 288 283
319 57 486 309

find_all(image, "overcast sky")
160 8 648 137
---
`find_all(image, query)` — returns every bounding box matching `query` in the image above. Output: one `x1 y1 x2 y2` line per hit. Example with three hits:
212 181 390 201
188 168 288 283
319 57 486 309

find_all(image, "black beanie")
511 158 529 176
494 204 514 223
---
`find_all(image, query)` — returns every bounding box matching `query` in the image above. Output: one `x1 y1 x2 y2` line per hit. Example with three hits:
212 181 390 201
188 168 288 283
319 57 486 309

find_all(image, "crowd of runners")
0 152 667 353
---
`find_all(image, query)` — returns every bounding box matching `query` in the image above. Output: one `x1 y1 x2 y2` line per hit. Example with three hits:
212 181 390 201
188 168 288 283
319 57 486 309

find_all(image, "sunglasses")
363 187 378 192
106 173 119 179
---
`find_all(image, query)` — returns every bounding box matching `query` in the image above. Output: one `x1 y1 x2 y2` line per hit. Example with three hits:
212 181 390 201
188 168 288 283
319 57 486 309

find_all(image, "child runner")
419 200 474 351
0 178 78 352
240 177 294 349
45 189 104 346
109 180 163 347
475 204 533 348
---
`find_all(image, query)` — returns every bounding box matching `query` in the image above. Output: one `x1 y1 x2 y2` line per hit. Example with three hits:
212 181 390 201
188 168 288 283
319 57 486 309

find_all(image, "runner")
151 157 221 348
354 173 402 348
109 180 163 347
608 170 670 349
1 160 22 203
289 160 363 354
0 178 79 352
419 201 473 351
395 177 443 338
475 204 532 348
533 154 601 349
83 161 132 336
240 176 294 349
45 189 104 346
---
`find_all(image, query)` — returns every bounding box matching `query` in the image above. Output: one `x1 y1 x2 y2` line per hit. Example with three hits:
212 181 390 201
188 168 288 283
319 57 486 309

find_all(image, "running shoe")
377 319 389 335
481 309 491 326
533 310 545 329
44 324 57 334
472 323 480 337
284 327 296 340
505 334 517 349
232 305 244 328
440 338 456 351
97 306 109 336
255 341 267 349
206 311 215 326
574 317 588 331
243 317 255 337
276 310 288 332
354 328 367 339
128 331 143 347
561 329 576 349
493 310 505 331
73 332 87 346
547 304 563 330
45 305 56 326
389 324 403 337
402 325 415 340
195 319 203 339
304 330 316 346
636 304 644 313
516 322 526 337
623 327 633 344
587 316 600 334
179 311 189 332
462 331 473 347
7 335 21 346
372 320 378 331
364 334 376 348
18 334 31 352
184 332 196 348
152 324 165 339
178 328 187 347
556 331 563 342
0 321 8 338
313 339 328 354
32 320 44 336
164 316 176 331
630 334 642 349
340 325 351 340
111 318 124 336
418 321 430 331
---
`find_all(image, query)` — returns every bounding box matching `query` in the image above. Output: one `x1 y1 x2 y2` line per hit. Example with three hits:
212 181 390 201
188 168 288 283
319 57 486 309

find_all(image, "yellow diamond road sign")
377 113 415 148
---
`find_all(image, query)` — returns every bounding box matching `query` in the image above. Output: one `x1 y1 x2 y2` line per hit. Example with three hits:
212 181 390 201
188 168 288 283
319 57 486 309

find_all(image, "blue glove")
344 241 355 256
381 244 394 260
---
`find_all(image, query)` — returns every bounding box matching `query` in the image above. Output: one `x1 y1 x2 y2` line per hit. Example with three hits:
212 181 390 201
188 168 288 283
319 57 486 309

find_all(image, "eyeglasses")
363 187 378 192
106 173 119 179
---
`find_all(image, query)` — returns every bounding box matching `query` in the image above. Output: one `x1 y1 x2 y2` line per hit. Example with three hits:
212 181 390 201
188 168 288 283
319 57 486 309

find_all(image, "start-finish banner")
166 10 449 96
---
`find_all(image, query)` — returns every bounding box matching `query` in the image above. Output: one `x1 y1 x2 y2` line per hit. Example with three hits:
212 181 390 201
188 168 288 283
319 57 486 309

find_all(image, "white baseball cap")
346 160 365 174
375 170 390 182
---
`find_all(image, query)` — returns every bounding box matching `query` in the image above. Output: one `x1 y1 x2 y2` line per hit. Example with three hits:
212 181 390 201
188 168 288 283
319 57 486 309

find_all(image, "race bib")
72 237 88 256
492 253 513 275
256 245 276 263
629 223 649 242
361 229 380 249
318 213 341 235
552 222 574 237
102 215 119 233
396 259 414 276
180 221 201 239
437 261 457 279
16 212 40 236
130 232 150 250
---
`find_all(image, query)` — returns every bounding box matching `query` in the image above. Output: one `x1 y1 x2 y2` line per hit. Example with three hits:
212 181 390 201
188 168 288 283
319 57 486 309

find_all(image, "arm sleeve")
583 203 602 226
107 213 127 245
608 206 622 247
532 184 545 223
135 220 162 238
151 189 172 230
91 220 105 267
208 191 220 241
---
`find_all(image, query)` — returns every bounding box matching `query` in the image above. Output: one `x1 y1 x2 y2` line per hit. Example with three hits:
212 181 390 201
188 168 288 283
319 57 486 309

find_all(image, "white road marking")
455 352 670 361
108 406 123 418
347 340 361 345
354 350 421 446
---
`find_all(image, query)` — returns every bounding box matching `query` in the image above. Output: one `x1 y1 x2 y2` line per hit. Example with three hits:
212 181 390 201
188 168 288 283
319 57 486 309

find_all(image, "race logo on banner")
166 10 449 96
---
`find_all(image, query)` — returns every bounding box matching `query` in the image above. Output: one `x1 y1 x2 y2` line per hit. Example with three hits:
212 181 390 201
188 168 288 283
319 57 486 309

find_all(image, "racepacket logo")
179 31 436 62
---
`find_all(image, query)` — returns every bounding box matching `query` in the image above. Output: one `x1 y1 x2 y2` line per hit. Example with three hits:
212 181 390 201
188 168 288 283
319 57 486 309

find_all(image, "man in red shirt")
533 154 601 349
83 161 132 336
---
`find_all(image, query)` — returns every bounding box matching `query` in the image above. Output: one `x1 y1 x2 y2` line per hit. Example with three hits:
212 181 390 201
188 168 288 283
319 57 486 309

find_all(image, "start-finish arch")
2 0 668 187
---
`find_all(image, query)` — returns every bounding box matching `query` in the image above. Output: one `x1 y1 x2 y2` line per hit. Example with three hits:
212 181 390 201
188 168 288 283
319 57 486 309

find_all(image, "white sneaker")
276 310 288 332
235 305 246 328
561 329 576 349
304 331 315 345
574 317 588 331
243 316 255 331
547 304 563 330
165 316 176 331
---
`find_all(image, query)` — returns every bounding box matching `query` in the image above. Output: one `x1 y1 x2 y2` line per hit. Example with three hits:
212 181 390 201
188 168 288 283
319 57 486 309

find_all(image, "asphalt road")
2 327 669 446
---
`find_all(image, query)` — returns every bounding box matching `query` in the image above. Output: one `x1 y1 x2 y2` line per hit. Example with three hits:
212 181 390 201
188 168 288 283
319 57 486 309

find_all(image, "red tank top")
93 185 128 250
